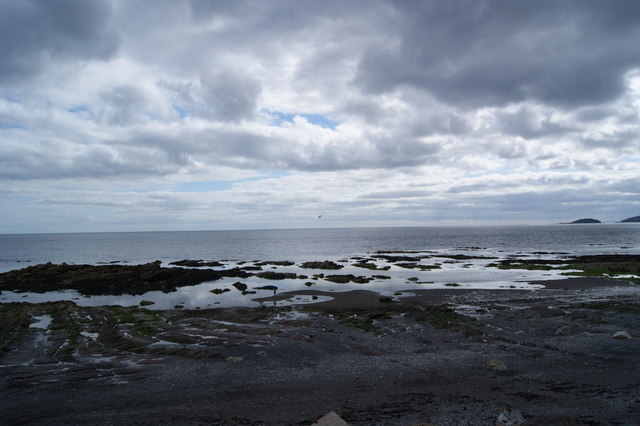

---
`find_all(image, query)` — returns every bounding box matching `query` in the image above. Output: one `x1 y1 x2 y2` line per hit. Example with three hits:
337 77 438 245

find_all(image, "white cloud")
0 0 639 233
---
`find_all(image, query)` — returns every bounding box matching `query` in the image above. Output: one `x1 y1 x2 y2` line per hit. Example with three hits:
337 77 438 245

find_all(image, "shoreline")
1 253 639 424
1 252 638 310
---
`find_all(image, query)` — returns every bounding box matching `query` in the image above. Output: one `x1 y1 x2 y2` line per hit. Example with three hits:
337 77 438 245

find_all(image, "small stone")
311 411 349 426
486 359 508 371
114 381 129 385
226 356 243 363
496 407 525 425
555 325 571 335
139 300 155 306
256 351 267 357
612 330 632 339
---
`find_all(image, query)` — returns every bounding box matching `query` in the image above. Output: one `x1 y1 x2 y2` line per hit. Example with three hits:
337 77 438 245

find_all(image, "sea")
1 224 639 309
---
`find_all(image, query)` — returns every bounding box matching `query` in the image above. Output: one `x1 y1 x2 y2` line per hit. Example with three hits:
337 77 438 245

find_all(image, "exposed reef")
491 254 640 283
0 261 251 295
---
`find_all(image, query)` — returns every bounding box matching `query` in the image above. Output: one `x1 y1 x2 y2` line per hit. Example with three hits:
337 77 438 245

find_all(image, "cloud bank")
1 0 639 233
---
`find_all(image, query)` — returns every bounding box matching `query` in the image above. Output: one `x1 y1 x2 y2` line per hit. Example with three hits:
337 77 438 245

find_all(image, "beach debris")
555 325 571 335
496 407 525 425
311 411 349 426
226 356 243 363
486 359 508 371
612 330 632 339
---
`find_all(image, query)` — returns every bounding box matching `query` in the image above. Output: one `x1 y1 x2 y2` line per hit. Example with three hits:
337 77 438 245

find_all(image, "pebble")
612 330 632 339
486 359 508 371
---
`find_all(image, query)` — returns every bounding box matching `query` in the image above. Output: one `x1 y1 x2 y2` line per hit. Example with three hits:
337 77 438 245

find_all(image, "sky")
1 0 639 234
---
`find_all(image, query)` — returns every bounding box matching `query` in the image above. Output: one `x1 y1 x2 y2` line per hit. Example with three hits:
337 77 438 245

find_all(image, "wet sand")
2 277 639 425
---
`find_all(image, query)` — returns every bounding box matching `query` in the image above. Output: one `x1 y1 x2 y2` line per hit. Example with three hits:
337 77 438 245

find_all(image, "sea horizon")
2 220 638 237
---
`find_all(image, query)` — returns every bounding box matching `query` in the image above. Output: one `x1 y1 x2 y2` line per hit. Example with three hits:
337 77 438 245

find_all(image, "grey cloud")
580 130 640 148
200 72 262 122
0 141 176 181
493 108 566 139
356 0 640 109
0 0 121 84
362 189 433 200
98 85 148 126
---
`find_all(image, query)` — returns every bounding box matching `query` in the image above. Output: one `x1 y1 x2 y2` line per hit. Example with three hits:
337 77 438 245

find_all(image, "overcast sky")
1 0 639 233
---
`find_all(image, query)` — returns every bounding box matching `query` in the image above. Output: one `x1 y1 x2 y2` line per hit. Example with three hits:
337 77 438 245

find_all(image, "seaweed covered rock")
0 262 251 295
169 259 224 267
300 261 344 270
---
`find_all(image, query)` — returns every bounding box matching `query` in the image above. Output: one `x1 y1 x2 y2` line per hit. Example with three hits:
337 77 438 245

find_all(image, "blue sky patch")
176 172 289 193
268 111 340 129
0 121 26 130
68 105 91 114
172 105 190 118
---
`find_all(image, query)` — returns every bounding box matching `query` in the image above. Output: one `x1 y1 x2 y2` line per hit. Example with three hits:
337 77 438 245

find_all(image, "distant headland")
568 218 601 224
621 215 640 223
564 215 639 224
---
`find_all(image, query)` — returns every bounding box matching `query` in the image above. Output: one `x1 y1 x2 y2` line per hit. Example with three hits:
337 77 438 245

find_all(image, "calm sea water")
1 225 639 309
1 224 639 273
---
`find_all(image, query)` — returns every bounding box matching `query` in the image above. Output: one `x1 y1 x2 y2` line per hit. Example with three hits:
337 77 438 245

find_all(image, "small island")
621 215 640 223
568 218 601 224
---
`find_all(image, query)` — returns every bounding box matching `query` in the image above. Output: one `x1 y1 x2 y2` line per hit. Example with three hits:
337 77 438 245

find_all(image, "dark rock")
0 262 251 295
300 261 344 270
232 282 248 292
254 261 295 266
255 271 298 280
324 275 372 284
254 285 278 292
169 259 225 267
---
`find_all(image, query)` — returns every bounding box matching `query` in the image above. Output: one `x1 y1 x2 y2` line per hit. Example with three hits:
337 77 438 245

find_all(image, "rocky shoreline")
1 282 639 424
1 254 639 424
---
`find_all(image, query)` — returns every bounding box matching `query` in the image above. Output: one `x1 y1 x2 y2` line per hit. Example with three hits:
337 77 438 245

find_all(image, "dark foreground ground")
1 279 639 425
